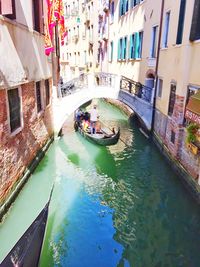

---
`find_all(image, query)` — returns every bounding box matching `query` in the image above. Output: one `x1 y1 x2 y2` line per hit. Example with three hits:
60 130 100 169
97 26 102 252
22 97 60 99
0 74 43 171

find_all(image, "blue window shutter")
119 0 122 16
122 38 124 59
134 32 139 58
124 37 127 59
129 35 132 58
138 31 143 58
125 0 129 12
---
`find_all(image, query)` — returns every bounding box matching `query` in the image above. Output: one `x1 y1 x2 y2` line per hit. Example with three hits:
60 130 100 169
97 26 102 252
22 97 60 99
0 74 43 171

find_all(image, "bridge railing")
60 73 88 97
120 76 153 103
94 72 116 88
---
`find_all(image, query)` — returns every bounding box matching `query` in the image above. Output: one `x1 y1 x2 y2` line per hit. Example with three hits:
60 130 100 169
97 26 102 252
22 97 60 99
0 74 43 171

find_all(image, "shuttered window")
125 0 129 12
176 0 186 44
118 38 123 60
129 34 135 59
8 88 21 132
36 82 42 113
122 37 127 59
190 0 200 41
168 83 176 116
45 79 50 106
0 0 16 19
135 31 143 59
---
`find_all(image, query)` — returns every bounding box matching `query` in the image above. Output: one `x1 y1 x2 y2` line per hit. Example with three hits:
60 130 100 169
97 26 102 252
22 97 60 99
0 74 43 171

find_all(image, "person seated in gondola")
82 119 90 132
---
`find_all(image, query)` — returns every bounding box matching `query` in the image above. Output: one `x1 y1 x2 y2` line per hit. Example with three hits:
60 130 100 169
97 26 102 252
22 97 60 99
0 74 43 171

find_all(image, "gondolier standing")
90 105 98 134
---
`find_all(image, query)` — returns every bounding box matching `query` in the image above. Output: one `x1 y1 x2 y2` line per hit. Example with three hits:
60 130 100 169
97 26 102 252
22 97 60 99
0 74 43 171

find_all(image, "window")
131 0 142 8
150 26 158 58
123 37 127 59
110 1 114 23
168 83 176 116
36 82 42 113
118 38 123 60
157 78 163 98
45 79 50 106
129 34 135 59
109 41 113 62
32 0 44 33
0 0 16 19
171 130 176 144
125 0 129 12
8 88 21 132
176 0 186 44
162 11 170 48
190 0 200 41
135 31 143 59
119 0 125 16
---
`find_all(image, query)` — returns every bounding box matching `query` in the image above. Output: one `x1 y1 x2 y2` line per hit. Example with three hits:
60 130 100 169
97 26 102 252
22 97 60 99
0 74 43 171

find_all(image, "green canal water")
1 100 200 267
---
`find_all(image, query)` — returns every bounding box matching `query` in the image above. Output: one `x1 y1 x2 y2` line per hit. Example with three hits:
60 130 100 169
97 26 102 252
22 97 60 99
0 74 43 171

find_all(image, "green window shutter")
134 32 139 58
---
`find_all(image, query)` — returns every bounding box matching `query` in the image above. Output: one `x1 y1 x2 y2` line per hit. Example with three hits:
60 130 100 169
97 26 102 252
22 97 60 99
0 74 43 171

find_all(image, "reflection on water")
38 100 200 267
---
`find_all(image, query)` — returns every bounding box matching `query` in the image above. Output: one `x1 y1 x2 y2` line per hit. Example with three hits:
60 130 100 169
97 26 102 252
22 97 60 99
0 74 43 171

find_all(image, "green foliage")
186 123 199 144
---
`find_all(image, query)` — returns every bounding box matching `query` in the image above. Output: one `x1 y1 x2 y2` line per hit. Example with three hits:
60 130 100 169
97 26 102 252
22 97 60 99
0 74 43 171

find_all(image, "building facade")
62 0 200 182
0 0 54 205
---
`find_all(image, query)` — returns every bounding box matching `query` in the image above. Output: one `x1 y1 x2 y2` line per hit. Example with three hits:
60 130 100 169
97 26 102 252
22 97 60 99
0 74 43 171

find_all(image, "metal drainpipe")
151 0 165 133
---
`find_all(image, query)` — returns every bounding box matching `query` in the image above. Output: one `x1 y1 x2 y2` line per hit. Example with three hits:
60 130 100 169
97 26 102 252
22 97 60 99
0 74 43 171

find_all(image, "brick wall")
154 95 199 179
0 80 54 204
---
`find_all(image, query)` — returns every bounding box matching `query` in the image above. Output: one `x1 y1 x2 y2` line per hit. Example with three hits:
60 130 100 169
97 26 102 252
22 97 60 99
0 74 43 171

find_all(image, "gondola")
74 120 120 146
0 186 53 267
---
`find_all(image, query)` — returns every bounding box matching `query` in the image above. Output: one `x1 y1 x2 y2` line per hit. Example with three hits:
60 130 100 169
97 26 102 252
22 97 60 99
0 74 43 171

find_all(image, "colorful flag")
45 0 67 56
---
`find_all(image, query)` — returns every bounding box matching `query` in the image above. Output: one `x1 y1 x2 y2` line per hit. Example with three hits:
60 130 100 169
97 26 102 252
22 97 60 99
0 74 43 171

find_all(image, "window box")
187 142 199 155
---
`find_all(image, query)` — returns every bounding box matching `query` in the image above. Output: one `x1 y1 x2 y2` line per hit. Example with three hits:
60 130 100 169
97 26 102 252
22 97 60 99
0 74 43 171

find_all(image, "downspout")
151 0 165 133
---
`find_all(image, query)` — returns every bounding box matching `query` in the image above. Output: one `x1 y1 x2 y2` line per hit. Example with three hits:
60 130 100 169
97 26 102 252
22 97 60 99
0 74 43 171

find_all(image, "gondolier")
90 105 98 134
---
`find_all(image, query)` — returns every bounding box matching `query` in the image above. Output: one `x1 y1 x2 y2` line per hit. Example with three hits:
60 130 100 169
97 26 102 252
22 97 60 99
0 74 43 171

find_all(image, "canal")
1 100 200 267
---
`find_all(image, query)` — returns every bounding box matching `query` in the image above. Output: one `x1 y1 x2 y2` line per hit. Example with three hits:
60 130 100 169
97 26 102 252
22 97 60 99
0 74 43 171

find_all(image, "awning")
185 90 200 125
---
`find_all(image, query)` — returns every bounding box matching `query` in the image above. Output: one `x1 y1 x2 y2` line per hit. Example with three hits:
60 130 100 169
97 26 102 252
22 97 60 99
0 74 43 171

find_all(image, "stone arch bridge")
53 73 154 135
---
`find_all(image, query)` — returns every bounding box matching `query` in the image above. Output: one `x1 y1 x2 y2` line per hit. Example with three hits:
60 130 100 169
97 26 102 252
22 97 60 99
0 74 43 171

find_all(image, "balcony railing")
94 72 116 88
60 74 88 97
120 76 152 103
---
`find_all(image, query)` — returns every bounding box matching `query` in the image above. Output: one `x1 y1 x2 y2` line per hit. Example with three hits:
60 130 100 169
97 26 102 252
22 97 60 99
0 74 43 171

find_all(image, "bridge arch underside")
54 87 153 135
54 86 120 135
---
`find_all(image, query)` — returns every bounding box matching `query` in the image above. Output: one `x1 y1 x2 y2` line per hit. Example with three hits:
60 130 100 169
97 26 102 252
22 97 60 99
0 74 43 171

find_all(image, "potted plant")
186 123 199 155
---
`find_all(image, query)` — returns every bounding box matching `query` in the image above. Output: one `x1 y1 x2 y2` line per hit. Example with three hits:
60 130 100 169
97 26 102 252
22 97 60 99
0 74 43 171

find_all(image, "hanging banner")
45 0 67 56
